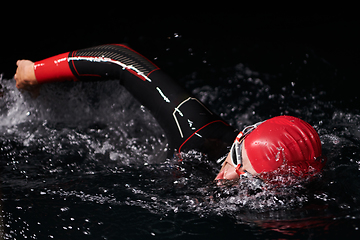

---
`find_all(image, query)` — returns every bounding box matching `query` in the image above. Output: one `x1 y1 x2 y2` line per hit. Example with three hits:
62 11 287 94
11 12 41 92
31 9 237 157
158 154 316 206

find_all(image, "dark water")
1 11 360 239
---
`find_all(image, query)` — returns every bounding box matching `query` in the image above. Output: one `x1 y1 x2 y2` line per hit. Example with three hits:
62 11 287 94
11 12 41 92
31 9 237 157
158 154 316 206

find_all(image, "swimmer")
14 44 325 186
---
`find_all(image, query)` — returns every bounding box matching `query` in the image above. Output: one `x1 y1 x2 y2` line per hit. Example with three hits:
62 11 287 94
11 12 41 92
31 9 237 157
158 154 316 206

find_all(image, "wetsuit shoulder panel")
68 44 160 82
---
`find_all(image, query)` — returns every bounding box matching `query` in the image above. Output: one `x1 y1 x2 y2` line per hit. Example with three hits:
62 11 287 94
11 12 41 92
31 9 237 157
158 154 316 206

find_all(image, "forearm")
34 52 76 83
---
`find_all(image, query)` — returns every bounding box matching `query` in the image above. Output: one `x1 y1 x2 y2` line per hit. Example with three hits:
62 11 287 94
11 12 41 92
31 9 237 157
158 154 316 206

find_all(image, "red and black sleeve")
33 44 237 160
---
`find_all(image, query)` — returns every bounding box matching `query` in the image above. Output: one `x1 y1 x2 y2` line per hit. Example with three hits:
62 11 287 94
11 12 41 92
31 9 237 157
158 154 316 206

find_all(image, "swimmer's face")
214 139 257 183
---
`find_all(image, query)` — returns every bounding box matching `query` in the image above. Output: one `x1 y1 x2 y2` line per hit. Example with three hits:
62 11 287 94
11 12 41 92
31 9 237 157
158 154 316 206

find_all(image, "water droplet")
60 207 69 212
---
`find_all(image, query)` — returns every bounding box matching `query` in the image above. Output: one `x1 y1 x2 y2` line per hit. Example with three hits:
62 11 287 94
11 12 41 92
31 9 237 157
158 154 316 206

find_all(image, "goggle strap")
234 140 241 166
235 132 244 142
235 165 245 176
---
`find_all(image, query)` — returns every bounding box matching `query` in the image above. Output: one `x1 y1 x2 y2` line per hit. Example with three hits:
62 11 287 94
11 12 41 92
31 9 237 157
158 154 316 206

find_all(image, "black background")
1 6 358 103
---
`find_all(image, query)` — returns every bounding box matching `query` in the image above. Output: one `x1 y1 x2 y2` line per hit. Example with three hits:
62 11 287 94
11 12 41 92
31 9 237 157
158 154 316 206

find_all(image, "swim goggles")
228 121 265 176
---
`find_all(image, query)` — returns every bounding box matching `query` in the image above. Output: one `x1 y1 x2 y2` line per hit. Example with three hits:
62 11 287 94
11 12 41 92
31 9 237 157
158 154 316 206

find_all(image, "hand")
14 60 40 97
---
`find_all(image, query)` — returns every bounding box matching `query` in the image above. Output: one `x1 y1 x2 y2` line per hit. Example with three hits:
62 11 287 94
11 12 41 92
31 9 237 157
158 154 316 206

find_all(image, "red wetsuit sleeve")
34 52 77 83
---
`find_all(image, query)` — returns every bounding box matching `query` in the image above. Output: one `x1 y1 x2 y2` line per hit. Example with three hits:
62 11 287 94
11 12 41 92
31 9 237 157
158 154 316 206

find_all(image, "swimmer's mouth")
214 178 239 187
214 171 265 188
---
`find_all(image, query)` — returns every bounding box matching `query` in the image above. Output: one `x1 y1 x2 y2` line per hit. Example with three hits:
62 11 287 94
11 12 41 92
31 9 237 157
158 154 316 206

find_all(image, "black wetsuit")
34 44 238 160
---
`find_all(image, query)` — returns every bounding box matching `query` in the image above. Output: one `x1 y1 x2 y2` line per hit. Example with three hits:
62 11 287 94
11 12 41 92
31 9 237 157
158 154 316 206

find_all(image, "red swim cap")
244 116 323 175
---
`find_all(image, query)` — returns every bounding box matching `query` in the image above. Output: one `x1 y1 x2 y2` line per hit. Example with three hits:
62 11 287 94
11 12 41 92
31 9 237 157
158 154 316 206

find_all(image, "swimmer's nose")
215 171 225 180
215 162 240 181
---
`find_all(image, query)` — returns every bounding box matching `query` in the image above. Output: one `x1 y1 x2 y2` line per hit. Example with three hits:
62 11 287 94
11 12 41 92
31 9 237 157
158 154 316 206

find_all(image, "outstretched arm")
14 44 161 96
13 44 236 158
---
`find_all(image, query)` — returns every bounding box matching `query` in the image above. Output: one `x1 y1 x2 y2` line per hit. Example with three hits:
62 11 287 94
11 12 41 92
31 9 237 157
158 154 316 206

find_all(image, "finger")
16 60 20 66
16 83 24 90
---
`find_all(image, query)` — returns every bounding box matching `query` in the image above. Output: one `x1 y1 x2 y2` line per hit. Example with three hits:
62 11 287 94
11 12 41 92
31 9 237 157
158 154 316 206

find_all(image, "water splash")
1 59 360 238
